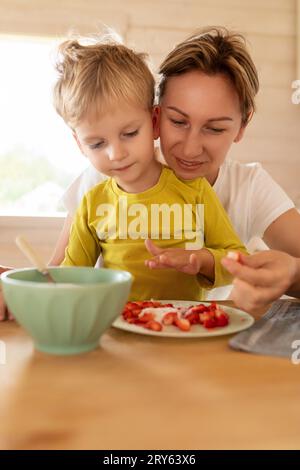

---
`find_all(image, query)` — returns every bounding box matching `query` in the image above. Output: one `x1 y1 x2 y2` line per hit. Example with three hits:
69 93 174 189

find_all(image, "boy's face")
74 101 159 192
154 70 247 185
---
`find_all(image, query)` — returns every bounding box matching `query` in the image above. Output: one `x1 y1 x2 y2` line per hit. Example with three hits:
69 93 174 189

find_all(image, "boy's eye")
123 129 138 138
89 141 104 150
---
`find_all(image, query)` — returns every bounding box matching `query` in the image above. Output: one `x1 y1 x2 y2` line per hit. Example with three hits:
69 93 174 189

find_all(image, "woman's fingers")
229 278 273 315
221 256 274 287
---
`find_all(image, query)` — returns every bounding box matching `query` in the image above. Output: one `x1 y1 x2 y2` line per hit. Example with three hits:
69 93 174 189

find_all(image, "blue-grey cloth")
229 300 300 358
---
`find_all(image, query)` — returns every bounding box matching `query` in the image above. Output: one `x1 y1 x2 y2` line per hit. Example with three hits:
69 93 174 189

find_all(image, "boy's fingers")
145 239 163 256
189 253 200 271
0 295 6 321
8 311 14 321
145 257 169 269
159 254 174 266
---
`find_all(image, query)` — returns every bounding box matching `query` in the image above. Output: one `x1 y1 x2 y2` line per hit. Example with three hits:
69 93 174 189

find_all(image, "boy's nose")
106 143 127 161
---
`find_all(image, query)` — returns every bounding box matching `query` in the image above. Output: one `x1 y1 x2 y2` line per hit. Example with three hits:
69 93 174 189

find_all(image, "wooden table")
0 302 299 450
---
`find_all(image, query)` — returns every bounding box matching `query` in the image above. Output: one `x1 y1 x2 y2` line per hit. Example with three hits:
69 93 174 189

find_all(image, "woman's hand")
221 250 300 314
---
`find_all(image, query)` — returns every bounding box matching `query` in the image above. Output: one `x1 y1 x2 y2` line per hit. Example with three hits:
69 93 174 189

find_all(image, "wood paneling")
0 0 298 205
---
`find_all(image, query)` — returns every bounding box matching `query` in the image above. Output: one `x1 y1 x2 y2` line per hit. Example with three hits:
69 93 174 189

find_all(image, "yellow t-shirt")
62 167 246 301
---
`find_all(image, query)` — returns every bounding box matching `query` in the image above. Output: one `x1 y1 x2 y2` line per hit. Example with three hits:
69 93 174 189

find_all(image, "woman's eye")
170 118 186 126
89 142 104 150
124 129 138 138
206 127 225 134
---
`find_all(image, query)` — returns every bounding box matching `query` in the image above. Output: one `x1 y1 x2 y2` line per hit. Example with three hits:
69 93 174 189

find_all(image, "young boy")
53 35 246 302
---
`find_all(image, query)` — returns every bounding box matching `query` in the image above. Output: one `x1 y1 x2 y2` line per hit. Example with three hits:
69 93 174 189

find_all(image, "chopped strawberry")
122 300 229 332
215 308 229 327
174 318 191 332
189 304 209 314
162 312 178 325
150 301 163 307
131 308 141 316
144 320 163 331
126 317 139 324
216 315 229 327
199 312 212 324
215 307 228 317
185 312 200 325
203 317 218 329
126 302 139 310
137 313 155 323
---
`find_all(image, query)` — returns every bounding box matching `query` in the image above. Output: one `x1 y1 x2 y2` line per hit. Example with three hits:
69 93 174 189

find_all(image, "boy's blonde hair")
158 27 259 125
53 35 155 127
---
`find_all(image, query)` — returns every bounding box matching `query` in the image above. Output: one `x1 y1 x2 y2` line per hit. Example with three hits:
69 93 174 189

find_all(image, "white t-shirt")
62 159 294 298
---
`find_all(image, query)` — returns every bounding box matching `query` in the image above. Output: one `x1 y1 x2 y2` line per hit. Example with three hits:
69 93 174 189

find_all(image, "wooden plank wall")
0 0 299 206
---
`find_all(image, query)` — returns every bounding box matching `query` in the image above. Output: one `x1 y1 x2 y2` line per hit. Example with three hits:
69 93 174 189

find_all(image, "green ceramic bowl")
1 267 132 355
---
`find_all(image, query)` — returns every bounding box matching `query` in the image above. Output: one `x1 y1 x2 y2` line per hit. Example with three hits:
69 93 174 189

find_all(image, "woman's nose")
182 131 204 160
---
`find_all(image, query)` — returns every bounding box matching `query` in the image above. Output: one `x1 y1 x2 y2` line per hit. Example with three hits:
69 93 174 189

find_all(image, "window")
0 35 88 216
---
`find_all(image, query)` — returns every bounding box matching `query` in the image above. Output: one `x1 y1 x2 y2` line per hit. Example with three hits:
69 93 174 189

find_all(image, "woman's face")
156 70 247 184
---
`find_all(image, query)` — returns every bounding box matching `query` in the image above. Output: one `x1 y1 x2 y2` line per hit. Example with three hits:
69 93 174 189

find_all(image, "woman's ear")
234 110 253 143
152 106 161 140
234 125 246 143
72 131 85 156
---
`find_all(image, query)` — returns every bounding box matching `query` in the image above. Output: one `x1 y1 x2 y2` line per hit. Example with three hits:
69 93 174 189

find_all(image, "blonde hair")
158 27 259 125
53 35 155 127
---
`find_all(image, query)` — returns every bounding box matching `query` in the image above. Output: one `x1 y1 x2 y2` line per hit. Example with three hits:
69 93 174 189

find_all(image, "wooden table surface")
0 301 299 450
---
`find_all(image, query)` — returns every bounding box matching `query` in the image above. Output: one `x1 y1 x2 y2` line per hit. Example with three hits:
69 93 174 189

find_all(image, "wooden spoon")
15 235 55 283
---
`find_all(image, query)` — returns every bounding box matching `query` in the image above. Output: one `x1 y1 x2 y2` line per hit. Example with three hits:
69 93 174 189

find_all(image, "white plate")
113 300 254 338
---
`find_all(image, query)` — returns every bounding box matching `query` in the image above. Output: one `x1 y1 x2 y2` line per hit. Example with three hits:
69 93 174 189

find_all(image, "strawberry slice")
126 302 139 310
209 302 217 311
216 315 229 327
162 312 178 325
185 312 200 325
215 308 229 327
203 317 218 329
199 312 212 324
144 320 163 331
137 313 155 323
188 304 209 314
174 318 191 332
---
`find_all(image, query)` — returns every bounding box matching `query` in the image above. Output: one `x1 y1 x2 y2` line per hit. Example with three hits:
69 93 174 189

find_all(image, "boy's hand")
0 266 14 321
0 291 14 321
144 239 202 275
